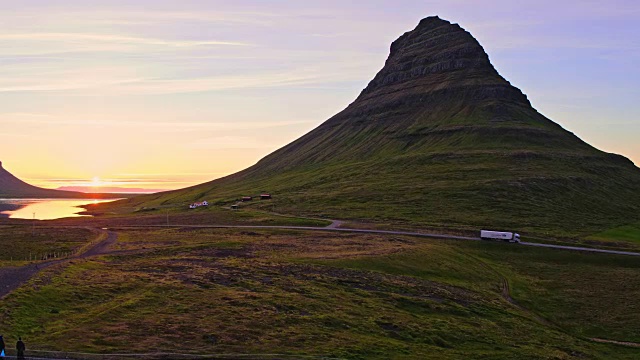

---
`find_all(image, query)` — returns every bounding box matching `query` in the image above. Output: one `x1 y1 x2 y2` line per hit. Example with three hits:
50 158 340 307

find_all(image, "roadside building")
189 201 210 209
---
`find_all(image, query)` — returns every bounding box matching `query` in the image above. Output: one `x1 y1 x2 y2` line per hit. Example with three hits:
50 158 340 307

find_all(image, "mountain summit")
360 15 530 106
109 17 640 235
240 16 598 171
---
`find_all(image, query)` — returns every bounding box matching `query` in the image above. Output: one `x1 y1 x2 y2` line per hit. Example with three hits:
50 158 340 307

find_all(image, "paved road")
0 230 118 299
109 224 640 257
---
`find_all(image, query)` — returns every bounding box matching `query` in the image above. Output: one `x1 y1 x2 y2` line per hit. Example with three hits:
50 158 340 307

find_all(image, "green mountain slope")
106 16 640 236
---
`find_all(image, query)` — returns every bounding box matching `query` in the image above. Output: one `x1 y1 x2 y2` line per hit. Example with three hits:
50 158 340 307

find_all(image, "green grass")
0 228 638 359
586 221 640 245
54 205 331 228
0 225 98 263
92 75 640 239
96 149 640 241
472 243 640 343
333 240 640 344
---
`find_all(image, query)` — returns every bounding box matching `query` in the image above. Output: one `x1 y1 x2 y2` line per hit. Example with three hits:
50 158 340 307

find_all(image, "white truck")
480 230 520 243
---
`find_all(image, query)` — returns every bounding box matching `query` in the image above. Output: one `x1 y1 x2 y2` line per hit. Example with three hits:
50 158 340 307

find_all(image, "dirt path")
0 229 118 299
498 274 556 327
500 277 515 304
589 338 640 348
326 219 343 229
81 230 118 257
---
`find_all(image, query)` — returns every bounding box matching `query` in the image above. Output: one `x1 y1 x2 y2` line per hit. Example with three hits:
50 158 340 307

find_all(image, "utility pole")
166 209 169 225
32 212 36 235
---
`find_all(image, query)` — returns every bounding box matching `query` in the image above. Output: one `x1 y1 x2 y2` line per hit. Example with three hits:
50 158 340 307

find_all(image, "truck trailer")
480 230 520 243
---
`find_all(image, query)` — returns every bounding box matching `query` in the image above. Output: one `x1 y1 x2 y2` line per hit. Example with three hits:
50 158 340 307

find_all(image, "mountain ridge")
99 16 640 236
0 161 125 199
239 16 607 172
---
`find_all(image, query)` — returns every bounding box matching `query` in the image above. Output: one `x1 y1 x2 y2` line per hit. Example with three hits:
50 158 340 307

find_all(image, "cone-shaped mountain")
109 16 640 235
0 160 69 198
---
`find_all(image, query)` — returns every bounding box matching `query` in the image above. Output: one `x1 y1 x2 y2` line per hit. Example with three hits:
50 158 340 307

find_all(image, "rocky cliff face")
358 16 529 106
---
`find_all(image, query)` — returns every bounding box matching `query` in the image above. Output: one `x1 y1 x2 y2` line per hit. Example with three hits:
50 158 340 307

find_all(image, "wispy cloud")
187 136 277 150
1 8 286 32
0 76 144 93
486 35 638 51
0 112 316 131
0 132 33 138
0 33 249 47
107 68 370 95
22 9 285 27
0 58 375 94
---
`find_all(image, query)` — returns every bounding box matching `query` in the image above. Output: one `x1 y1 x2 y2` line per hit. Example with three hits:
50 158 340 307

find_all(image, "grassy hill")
99 16 640 238
1 227 639 359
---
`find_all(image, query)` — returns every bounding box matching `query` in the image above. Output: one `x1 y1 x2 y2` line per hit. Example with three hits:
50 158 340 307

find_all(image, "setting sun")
90 176 102 187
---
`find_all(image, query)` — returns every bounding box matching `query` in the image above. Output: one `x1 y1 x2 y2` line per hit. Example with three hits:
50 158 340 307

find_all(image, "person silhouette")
16 337 25 360
0 334 5 359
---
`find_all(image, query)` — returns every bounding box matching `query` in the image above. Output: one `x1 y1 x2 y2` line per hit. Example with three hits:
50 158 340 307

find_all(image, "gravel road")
0 230 117 299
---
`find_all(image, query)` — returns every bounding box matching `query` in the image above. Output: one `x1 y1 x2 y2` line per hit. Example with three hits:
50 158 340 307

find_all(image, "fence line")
1 349 342 360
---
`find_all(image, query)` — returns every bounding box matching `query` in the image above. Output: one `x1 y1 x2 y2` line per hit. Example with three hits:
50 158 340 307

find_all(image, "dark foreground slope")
1 228 639 359
0 161 123 199
104 17 640 236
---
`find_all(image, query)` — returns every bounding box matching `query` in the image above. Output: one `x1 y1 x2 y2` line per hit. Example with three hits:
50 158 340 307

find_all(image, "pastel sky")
1 0 639 190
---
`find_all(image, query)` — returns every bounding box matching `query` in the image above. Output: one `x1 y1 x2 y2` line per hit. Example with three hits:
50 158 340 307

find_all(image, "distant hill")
57 186 162 194
0 161 124 199
104 16 640 236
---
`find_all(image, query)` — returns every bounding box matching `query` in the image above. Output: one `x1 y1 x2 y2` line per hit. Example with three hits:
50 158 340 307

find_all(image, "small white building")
189 201 209 209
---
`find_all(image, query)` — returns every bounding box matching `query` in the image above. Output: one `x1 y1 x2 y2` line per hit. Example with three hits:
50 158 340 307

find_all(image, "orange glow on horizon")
90 176 102 187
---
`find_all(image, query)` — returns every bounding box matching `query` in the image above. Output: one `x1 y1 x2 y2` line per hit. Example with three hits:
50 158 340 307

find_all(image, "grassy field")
0 228 638 359
334 241 640 343
55 204 331 228
0 225 99 264
91 26 640 240
95 153 640 240
586 221 640 245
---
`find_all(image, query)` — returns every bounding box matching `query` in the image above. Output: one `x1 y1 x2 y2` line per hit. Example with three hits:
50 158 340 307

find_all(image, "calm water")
0 198 117 220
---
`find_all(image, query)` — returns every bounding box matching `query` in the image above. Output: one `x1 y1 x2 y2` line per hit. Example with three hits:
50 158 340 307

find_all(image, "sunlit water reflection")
0 199 118 220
